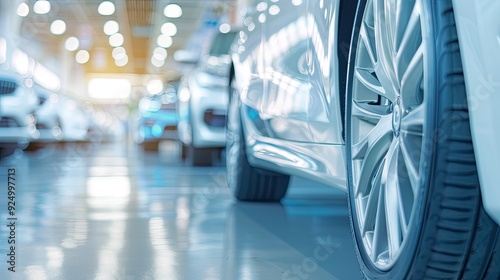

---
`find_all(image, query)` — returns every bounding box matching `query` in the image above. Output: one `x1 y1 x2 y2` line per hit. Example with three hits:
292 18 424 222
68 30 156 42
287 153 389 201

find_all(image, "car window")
208 31 237 56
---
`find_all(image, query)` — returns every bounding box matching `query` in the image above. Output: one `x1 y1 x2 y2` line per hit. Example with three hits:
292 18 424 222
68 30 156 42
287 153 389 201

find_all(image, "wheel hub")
392 97 402 138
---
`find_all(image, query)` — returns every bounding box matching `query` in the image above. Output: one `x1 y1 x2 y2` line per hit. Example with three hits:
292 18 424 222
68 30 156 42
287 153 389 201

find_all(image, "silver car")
227 0 500 278
177 30 237 165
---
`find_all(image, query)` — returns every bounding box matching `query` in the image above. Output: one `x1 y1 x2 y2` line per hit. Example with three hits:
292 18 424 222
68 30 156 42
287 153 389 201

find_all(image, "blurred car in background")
32 87 64 143
85 103 124 143
30 88 90 146
0 70 38 157
135 87 179 150
57 95 91 142
177 30 237 165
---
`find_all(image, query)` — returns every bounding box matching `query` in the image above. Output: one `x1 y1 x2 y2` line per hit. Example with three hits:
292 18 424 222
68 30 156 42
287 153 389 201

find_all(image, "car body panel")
232 0 346 190
453 0 500 224
33 89 63 142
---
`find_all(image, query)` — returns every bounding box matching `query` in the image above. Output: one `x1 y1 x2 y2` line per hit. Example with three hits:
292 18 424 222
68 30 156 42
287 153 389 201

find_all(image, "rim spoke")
400 139 420 195
394 0 416 51
355 67 386 97
401 103 424 134
352 100 390 125
355 116 392 196
383 140 402 258
400 44 424 107
361 162 383 236
372 176 388 263
360 21 378 66
396 3 421 59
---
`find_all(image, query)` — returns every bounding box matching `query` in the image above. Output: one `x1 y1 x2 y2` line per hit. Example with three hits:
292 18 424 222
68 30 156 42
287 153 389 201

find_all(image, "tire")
190 146 213 166
180 143 188 160
345 0 499 279
226 75 290 202
0 145 16 158
142 140 159 151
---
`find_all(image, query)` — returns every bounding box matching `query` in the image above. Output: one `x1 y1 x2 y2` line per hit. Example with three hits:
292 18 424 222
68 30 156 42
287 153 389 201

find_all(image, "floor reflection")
0 141 361 279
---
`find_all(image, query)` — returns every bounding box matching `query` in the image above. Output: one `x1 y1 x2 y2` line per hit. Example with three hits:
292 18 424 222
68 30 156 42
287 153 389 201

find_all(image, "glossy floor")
0 141 362 280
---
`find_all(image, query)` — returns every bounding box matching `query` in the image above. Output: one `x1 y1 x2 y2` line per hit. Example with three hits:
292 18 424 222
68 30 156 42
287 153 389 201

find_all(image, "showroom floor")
0 141 362 280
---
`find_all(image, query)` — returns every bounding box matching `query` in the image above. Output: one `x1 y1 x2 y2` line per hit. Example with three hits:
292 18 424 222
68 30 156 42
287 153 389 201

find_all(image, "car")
177 30 237 165
135 88 179 150
56 95 91 142
32 87 64 143
0 69 38 157
227 0 500 279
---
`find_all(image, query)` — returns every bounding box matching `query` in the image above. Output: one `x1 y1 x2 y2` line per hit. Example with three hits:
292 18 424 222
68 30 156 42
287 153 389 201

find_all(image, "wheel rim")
350 0 425 270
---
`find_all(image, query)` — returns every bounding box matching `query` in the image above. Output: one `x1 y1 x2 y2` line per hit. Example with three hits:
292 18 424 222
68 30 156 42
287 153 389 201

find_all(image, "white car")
32 87 64 142
0 70 38 156
56 96 90 142
227 0 500 279
177 30 237 165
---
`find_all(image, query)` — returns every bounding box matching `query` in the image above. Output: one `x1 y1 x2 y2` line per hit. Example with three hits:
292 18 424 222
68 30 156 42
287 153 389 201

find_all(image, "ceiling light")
109 33 124 47
112 47 126 59
153 47 167 60
292 0 303 6
151 56 165 68
17 3 29 17
103 20 119 35
98 1 115 15
34 0 51 14
50 20 66 35
147 79 163 95
161 23 177 36
115 54 128 67
164 4 182 18
269 5 280 15
75 50 90 64
219 23 231 34
157 35 172 48
65 37 79 51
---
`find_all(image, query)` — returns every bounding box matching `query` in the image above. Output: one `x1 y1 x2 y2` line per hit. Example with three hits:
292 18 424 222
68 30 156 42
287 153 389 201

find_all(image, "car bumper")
190 88 228 148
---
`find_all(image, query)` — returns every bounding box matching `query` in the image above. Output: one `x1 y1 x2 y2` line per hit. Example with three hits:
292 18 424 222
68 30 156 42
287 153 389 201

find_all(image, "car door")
305 0 344 145
257 0 315 142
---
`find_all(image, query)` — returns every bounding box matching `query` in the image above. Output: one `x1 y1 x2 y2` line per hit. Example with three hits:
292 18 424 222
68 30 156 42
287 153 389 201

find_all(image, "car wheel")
345 0 500 278
226 76 290 202
142 140 159 151
180 143 188 160
0 144 17 158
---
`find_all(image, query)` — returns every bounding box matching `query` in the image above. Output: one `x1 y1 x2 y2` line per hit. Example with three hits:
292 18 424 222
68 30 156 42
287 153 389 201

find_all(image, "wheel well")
337 0 360 140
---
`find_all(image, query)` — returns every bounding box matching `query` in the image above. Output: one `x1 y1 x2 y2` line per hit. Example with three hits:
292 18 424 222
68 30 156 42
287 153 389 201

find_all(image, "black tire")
190 146 213 166
345 0 500 279
0 145 16 159
142 140 159 151
180 143 188 160
226 76 290 202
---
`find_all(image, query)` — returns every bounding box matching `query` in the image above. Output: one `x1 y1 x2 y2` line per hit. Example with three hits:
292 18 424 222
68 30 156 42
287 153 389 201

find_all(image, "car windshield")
208 31 237 56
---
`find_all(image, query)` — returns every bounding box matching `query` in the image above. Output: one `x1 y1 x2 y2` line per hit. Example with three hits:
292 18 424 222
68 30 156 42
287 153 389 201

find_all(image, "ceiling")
18 0 234 79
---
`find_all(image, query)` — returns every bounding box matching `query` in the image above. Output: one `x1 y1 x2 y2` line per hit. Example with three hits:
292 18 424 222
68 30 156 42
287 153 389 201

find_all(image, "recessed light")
65 37 79 51
34 0 51 15
75 50 90 64
17 3 29 17
164 4 182 18
103 20 119 35
50 20 66 35
98 1 115 16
